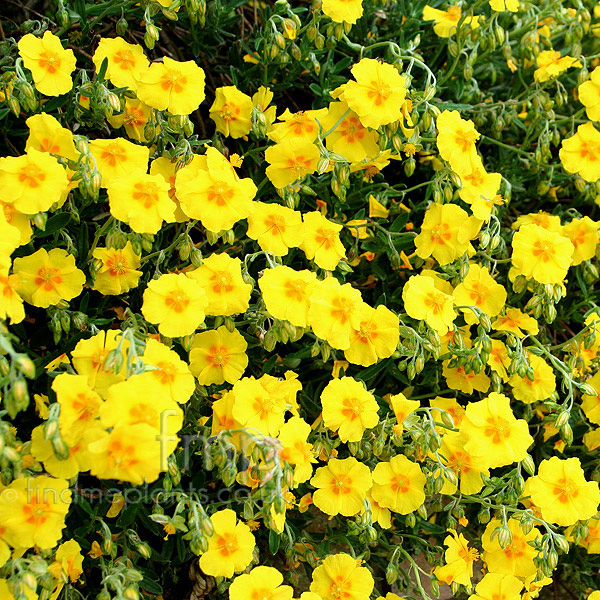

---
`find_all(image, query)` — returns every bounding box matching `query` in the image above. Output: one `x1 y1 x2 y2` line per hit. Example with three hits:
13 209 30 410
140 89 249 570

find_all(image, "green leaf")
34 213 71 238
268 528 280 554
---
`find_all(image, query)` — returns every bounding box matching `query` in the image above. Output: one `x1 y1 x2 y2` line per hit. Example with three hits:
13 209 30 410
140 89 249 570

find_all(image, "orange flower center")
38 138 61 154
219 103 241 122
553 477 579 503
38 51 62 74
264 213 287 234
424 291 447 315
315 227 337 249
341 396 363 420
484 416 511 443
367 79 391 106
211 271 234 294
113 49 137 70
286 155 313 176
160 69 188 94
446 6 462 20
35 266 62 291
390 474 410 493
328 575 347 600
284 278 307 300
107 439 139 467
105 253 128 276
580 141 600 161
429 222 452 244
207 345 229 367
18 163 46 188
164 290 190 313
153 361 176 384
100 142 127 167
468 282 488 305
531 240 555 262
215 532 239 556
207 182 234 206
340 116 365 142
455 128 478 152
22 496 52 525
132 182 160 208
331 473 353 495
330 297 352 323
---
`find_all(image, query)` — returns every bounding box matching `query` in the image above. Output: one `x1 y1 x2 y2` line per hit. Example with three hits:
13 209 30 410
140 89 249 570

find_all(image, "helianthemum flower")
433 530 479 587
25 112 79 161
89 137 149 187
453 264 507 325
310 553 374 600
232 376 286 436
559 122 600 182
141 272 208 338
92 37 149 92
246 202 304 256
402 274 456 335
18 31 77 96
92 242 143 295
265 138 321 188
301 211 346 270
209 85 253 138
436 110 481 173
371 454 426 514
534 50 581 83
229 567 293 600
423 5 481 37
321 0 364 24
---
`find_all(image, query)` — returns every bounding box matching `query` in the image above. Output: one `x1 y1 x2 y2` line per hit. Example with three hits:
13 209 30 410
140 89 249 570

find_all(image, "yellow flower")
511 223 574 284
436 110 480 174
311 456 372 516
433 530 479 587
301 211 346 270
0 266 25 324
369 195 389 218
259 265 317 328
579 67 600 121
562 216 599 265
54 540 84 582
509 353 556 403
344 304 400 366
92 37 149 91
199 509 255 578
560 122 600 182
142 272 208 338
13 247 85 308
490 0 519 10
469 573 523 600
321 0 364 24
0 476 71 550
108 97 154 142
246 202 304 256
176 147 256 233
430 396 465 430
402 274 456 335
493 307 538 337
340 58 407 129
443 363 491 394
457 158 503 220
108 172 175 234
534 50 581 82
453 264 507 324
187 252 252 316
310 553 374 600
390 393 419 434
437 431 489 494
25 112 79 160
92 242 143 295
150 156 188 221
89 137 150 187
189 326 248 385
265 138 321 188
278 416 317 485
307 277 364 350
321 101 380 162
71 329 129 397
229 567 293 600
232 376 286 436
488 340 511 382
268 108 328 143
0 148 69 214
481 518 539 579
137 56 206 115
459 392 534 469
18 31 76 96
423 5 481 38
136 338 196 405
414 202 480 265
210 85 253 138
371 454 426 514
321 376 379 442
527 456 600 526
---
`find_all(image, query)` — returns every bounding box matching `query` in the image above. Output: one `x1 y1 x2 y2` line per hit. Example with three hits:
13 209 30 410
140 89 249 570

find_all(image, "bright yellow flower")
311 456 372 516
321 0 364 24
108 172 175 234
229 567 293 600
468 573 523 600
54 540 84 583
436 110 480 173
481 518 539 579
493 307 538 337
390 393 419 434
278 416 317 485
18 31 76 96
443 363 491 394
187 252 252 316
307 277 364 350
92 37 149 91
301 211 346 270
25 112 79 161
560 122 600 182
433 530 479 587
511 223 574 284
490 0 519 11
423 5 481 38
199 508 255 578
371 454 426 514
344 303 400 366
414 202 480 265
137 56 206 115
534 50 581 82
13 247 85 308
453 264 507 324
0 476 71 550
92 242 143 295
402 274 456 335
0 148 69 214
340 58 407 129
149 156 188 221
310 553 374 600
509 353 556 403
0 266 24 324
246 202 304 256
136 337 196 405
259 265 317 328
189 326 248 385
71 329 129 397
459 392 533 469
321 376 379 442
89 137 149 187
437 431 489 494
210 85 253 138
488 339 511 382
176 147 256 233
562 216 599 265
582 372 600 425
267 108 328 143
232 376 286 436
527 456 600 526
265 138 321 188
321 101 379 162
430 396 465 431
108 97 154 142
142 272 208 338
457 158 503 220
